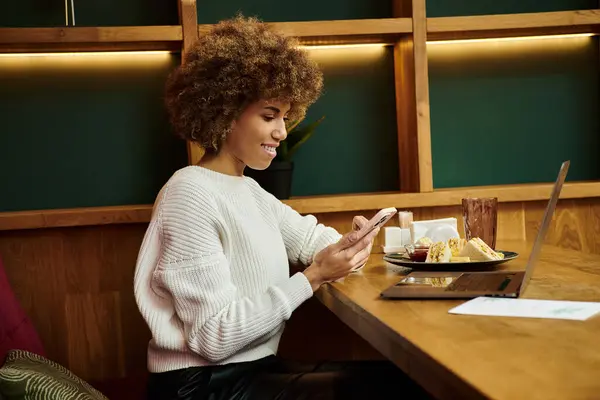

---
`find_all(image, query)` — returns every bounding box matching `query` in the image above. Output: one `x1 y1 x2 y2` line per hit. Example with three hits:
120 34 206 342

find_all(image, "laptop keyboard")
447 273 514 292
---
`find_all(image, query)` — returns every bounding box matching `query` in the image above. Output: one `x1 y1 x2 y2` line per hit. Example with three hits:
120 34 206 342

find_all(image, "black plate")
383 251 519 271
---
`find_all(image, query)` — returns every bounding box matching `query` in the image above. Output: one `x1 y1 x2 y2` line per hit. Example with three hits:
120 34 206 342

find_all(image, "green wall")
0 54 188 212
429 34 599 187
72 0 179 26
291 48 399 196
196 0 392 23
0 0 178 27
428 0 599 191
0 2 185 212
0 1 64 27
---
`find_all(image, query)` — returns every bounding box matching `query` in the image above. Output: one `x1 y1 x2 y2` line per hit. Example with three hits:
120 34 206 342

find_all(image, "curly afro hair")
164 15 324 153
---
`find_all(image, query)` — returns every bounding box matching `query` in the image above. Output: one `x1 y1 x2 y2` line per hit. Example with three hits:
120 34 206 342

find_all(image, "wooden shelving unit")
0 0 599 226
198 18 412 45
286 181 600 214
0 204 152 231
428 9 600 41
0 26 182 53
1 9 595 51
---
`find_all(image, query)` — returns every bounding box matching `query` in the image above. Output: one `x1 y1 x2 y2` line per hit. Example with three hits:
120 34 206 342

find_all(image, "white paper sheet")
449 297 600 321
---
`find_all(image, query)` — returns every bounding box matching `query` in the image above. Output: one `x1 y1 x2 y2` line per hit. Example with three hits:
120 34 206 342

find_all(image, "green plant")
276 116 325 162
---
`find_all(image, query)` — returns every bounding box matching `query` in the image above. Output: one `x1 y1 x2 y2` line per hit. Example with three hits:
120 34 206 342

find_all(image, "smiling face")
222 99 291 172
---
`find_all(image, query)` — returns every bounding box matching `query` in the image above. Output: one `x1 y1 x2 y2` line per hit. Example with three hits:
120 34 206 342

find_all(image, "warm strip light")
427 33 594 45
1 33 591 58
300 43 387 50
0 50 172 58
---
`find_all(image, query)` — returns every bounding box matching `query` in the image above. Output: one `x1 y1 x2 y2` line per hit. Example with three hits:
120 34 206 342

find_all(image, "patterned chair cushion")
0 350 107 400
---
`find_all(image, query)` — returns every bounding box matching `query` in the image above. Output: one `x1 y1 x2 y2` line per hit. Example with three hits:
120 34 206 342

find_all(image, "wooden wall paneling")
590 199 600 254
95 225 153 376
496 202 526 242
65 292 125 382
411 205 460 226
523 199 600 254
0 224 150 383
0 198 598 383
1 230 70 368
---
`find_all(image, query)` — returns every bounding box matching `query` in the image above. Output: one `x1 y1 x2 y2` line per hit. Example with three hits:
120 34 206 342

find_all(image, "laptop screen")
520 161 570 294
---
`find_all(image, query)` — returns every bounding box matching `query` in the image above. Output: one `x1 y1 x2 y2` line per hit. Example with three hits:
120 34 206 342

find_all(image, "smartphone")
353 207 398 242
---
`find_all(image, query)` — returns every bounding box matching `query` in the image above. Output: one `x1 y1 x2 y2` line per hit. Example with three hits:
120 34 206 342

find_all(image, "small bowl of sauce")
405 244 430 262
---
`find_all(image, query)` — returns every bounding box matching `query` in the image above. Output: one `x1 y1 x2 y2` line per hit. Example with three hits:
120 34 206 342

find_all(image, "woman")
134 15 430 399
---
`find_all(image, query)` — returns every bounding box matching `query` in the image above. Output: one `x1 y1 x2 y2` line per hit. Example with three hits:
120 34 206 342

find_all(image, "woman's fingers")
344 227 379 259
329 230 362 254
352 215 368 231
351 246 371 268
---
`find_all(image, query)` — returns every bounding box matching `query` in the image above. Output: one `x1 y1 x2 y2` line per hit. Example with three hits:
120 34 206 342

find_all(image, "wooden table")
314 240 600 400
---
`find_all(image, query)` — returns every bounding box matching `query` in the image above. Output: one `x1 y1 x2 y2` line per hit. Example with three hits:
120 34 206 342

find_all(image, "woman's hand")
351 216 375 270
303 218 379 291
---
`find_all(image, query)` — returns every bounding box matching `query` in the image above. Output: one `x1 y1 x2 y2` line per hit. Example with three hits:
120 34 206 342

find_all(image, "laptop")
380 161 570 300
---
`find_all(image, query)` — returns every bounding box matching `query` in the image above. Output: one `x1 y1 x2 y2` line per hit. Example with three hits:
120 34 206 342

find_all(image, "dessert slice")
448 238 467 257
458 237 504 261
425 241 452 263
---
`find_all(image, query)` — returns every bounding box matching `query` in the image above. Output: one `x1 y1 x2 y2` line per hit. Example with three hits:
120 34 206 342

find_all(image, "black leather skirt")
146 356 431 400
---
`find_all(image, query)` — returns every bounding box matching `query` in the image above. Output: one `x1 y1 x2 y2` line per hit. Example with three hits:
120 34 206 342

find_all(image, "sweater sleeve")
250 182 342 266
154 181 313 363
276 202 342 266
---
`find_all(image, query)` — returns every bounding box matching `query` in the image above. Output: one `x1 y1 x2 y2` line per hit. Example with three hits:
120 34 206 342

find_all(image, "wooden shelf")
199 18 413 45
2 181 599 231
0 26 182 53
0 205 152 231
427 10 600 41
1 11 596 51
286 181 600 213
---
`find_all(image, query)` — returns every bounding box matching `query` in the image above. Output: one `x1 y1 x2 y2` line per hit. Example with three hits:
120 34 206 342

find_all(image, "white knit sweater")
133 166 342 373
